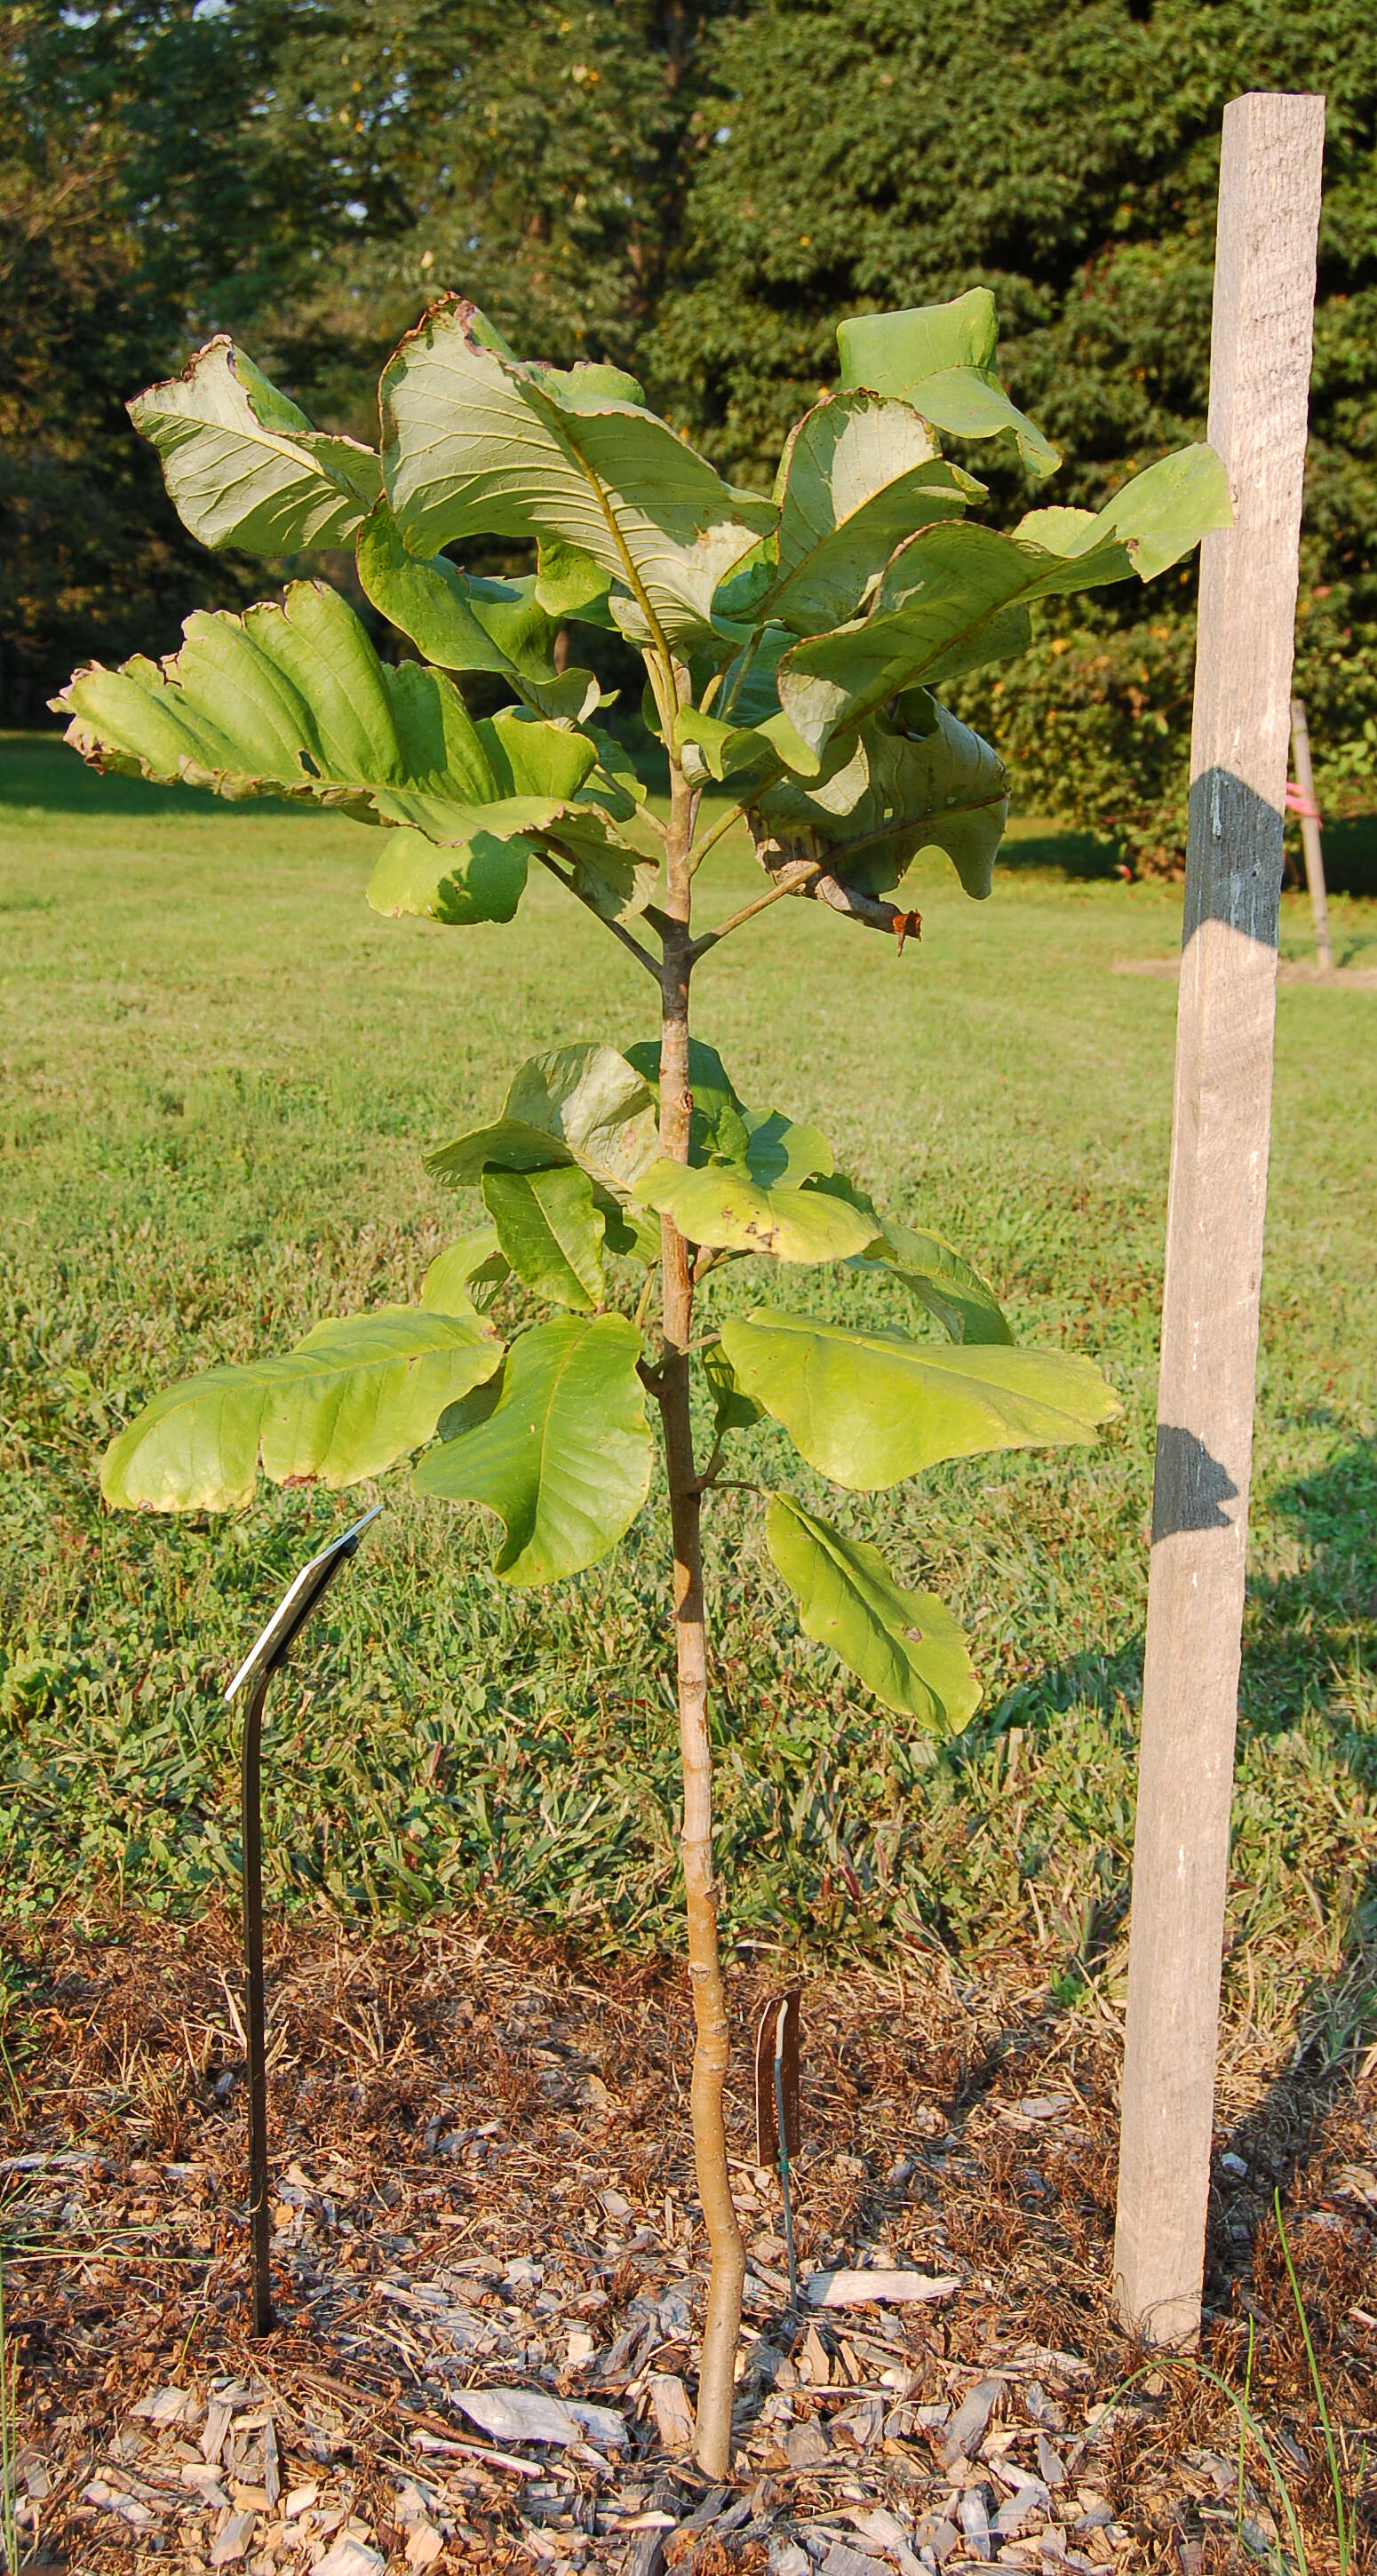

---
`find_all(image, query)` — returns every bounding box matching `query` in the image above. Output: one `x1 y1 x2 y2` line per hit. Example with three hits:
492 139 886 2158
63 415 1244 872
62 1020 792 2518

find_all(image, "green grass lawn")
2 730 1373 2049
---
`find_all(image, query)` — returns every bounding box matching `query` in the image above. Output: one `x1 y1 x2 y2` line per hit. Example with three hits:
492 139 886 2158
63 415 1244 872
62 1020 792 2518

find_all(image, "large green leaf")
130 337 382 554
481 1165 606 1312
381 297 776 648
356 496 554 676
503 1045 662 1195
776 446 1232 755
413 1313 652 1584
836 290 1059 481
762 693 1007 899
54 581 597 841
368 828 533 925
634 1162 876 1263
854 1214 1013 1346
428 1044 661 1198
720 1309 1119 1488
766 1495 979 1727
765 393 979 635
101 1310 503 1513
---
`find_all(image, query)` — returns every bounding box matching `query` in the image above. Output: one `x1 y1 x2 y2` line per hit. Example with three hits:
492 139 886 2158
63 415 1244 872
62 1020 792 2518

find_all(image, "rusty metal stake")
226 1504 381 2337
753 1990 802 2309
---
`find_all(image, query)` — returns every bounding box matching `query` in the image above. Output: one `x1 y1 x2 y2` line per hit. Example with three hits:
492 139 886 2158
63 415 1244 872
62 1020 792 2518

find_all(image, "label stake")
753 1990 801 2308
225 1503 381 2335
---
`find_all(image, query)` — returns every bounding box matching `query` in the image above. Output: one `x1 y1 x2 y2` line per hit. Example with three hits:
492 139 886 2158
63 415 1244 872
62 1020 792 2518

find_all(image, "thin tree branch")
688 767 784 876
689 861 818 958
689 1435 727 1494
537 848 665 983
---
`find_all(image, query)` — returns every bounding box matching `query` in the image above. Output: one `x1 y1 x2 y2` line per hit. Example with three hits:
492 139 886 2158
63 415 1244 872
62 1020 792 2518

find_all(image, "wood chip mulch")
2 1909 1373 2574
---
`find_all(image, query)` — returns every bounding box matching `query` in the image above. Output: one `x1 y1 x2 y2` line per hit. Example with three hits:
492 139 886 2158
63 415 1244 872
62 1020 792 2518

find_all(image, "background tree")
652 0 1377 869
0 0 317 721
0 0 736 720
251 0 742 422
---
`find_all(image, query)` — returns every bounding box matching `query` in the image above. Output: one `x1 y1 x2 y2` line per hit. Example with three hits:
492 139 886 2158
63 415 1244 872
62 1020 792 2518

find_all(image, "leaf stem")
688 792 756 876
536 848 664 983
689 1435 727 1493
690 861 817 958
718 624 763 726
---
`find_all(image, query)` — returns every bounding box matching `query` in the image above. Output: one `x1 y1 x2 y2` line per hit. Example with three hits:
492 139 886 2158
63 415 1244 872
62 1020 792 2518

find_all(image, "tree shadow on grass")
0 731 315 824
1206 1436 1376 2293
886 1441 1376 2286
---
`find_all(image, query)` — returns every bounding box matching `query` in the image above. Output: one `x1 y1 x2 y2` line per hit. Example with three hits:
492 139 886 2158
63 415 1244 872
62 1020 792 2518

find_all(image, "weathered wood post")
1288 696 1334 974
1113 91 1325 2346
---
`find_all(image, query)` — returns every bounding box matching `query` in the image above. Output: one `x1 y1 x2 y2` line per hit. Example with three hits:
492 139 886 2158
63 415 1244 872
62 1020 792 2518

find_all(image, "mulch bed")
2 1909 1373 2574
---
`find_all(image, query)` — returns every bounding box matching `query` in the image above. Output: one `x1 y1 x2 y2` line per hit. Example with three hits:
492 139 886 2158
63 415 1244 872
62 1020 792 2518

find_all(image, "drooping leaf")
481 1165 606 1312
634 1162 876 1264
419 1231 509 1318
130 337 381 553
426 1117 579 1188
368 828 532 924
701 1340 764 1438
854 1214 1013 1345
836 290 1059 481
766 1495 980 1727
720 1309 1120 1488
776 446 1232 756
502 1045 663 1196
381 297 776 648
357 496 557 680
101 1310 504 1512
54 581 597 842
413 1313 652 1584
762 694 1007 899
765 392 979 635
428 1044 661 1199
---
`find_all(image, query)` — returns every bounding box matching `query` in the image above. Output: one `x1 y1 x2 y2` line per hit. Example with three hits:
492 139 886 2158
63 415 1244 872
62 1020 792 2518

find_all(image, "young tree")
57 290 1225 2470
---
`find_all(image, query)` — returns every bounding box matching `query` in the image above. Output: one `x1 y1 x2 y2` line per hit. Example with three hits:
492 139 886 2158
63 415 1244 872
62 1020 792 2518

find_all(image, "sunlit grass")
1 733 1373 2056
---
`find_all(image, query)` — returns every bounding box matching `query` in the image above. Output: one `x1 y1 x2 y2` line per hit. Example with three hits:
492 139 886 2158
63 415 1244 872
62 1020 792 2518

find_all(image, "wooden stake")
1113 91 1325 2347
1288 696 1334 973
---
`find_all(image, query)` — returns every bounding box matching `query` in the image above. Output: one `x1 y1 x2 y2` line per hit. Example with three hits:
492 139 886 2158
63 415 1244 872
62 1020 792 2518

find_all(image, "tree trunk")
657 756 744 2478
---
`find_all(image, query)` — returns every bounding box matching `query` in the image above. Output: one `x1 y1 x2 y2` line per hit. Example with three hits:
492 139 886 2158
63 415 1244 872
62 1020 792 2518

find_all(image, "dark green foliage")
0 1 322 723
251 1 737 417
7 0 1375 850
653 0 1377 868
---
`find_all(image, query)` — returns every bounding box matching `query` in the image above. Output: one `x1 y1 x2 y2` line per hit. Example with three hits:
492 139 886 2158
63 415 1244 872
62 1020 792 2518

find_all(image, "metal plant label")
752 1989 801 2167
